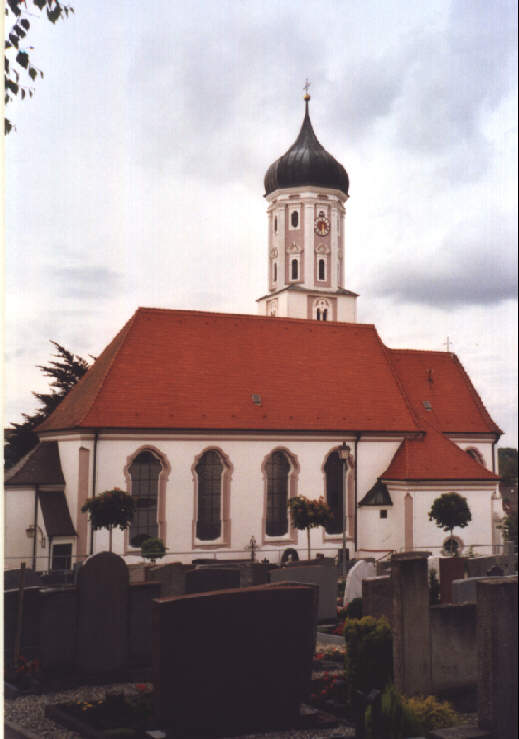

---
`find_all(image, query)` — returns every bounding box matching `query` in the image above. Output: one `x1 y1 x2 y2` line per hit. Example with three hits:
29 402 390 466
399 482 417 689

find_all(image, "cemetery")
4 544 517 738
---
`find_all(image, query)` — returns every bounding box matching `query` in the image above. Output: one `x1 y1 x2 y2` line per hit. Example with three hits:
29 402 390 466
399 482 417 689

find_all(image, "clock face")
314 215 330 236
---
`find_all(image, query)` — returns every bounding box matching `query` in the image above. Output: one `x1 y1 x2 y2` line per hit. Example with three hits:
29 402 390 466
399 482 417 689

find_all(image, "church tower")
257 91 358 322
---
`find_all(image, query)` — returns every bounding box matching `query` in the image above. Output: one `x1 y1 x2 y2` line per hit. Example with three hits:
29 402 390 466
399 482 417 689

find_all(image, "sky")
4 0 518 448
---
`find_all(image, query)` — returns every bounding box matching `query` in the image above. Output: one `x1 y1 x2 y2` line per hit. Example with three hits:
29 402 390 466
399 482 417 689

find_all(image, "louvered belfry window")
129 451 161 547
196 450 223 540
325 450 344 534
266 451 290 536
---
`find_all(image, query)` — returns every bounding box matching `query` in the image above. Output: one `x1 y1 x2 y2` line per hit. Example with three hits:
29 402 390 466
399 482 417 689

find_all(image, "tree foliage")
81 488 135 552
498 447 518 484
4 340 90 470
140 537 167 563
428 492 472 542
5 0 74 134
288 496 333 559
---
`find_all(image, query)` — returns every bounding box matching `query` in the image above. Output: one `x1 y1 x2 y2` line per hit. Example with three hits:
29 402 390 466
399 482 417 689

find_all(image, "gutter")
354 433 360 554
32 485 39 570
89 431 99 555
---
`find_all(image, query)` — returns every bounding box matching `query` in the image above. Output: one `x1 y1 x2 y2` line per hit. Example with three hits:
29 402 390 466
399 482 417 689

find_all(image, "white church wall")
356 506 396 554
412 486 498 556
336 295 357 323
448 438 495 472
356 439 402 499
4 487 35 569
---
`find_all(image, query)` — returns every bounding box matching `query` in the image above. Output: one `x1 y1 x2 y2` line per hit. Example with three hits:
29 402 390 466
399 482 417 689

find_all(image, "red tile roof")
388 349 501 435
381 426 499 482
37 308 419 433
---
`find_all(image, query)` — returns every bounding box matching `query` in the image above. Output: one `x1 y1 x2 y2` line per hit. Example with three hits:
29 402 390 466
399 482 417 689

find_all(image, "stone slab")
76 552 129 673
439 558 466 604
270 564 337 621
185 566 240 594
427 727 491 738
152 582 318 734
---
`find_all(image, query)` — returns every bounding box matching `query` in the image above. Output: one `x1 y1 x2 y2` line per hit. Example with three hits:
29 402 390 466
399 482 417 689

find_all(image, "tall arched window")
196 450 223 541
273 261 277 282
274 216 278 233
129 451 162 547
318 258 325 280
266 451 290 536
291 210 299 228
291 259 299 280
324 450 343 534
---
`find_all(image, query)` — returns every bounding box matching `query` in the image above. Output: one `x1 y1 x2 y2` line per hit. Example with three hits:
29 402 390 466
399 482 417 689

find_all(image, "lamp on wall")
25 525 46 549
338 442 350 578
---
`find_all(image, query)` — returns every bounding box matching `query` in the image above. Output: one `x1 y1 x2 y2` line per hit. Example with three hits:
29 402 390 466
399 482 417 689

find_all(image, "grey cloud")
48 266 122 299
370 217 518 308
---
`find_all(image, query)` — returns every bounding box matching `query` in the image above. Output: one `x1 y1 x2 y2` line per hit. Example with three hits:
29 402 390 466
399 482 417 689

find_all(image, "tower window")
291 210 299 228
273 261 277 282
291 259 299 280
274 216 278 233
318 258 325 280
323 309 328 321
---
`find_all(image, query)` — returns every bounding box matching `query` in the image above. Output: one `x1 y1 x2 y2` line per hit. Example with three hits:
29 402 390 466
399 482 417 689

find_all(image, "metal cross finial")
303 78 311 94
444 336 453 352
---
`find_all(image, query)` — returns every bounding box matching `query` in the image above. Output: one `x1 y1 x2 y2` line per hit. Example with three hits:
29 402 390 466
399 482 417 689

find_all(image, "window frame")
192 446 232 549
124 446 170 553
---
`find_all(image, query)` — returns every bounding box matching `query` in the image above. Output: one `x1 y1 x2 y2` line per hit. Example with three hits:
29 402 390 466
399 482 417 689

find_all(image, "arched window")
324 450 343 534
274 216 278 233
323 309 328 321
273 262 277 282
291 259 299 280
317 309 322 320
129 451 162 547
318 258 325 280
265 451 290 537
195 450 223 541
291 210 299 228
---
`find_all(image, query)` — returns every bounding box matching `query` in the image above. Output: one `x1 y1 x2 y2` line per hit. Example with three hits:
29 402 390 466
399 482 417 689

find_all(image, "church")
5 93 504 572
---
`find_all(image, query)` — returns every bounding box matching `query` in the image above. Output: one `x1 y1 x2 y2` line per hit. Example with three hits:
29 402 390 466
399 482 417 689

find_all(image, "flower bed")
45 684 153 738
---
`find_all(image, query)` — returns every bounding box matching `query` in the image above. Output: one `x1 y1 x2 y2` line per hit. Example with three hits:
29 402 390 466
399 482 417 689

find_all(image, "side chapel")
5 93 504 571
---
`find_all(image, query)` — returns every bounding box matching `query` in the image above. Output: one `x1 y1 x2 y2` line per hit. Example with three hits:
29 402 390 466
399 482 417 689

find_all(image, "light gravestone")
270 564 337 621
343 559 376 604
77 552 129 673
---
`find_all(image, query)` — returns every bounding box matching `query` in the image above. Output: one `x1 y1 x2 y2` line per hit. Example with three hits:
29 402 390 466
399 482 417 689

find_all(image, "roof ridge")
135 306 376 329
379 339 421 431
75 311 139 426
389 347 454 356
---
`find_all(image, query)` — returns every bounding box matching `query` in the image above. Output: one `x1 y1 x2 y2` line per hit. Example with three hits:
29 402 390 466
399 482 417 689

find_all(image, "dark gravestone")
39 588 77 671
76 552 129 674
238 562 270 587
4 568 43 591
185 566 240 594
466 556 498 579
270 565 337 622
3 586 41 664
439 557 466 604
153 582 318 734
146 562 195 597
486 564 504 577
128 582 161 667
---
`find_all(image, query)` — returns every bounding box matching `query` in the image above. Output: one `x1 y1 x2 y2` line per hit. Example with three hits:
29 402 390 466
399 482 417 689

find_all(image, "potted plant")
140 537 167 564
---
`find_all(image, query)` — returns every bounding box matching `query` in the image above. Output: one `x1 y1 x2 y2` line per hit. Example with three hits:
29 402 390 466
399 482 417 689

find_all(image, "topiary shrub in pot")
140 537 167 564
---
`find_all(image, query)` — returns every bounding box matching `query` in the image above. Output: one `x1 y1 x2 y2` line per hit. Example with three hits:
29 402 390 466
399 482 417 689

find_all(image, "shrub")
81 488 135 552
365 685 460 738
140 537 166 563
343 616 393 705
344 596 363 619
288 496 334 559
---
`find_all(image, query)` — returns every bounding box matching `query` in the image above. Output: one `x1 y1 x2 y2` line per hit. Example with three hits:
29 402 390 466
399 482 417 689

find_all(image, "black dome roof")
264 98 349 197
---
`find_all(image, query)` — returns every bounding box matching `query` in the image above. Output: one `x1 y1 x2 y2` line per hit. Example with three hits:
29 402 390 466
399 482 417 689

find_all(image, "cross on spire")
444 336 453 352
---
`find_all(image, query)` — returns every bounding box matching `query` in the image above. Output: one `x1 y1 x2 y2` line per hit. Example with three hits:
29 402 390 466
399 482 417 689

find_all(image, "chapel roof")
388 349 502 436
264 97 349 197
4 441 65 486
39 490 76 538
37 308 419 434
381 426 499 482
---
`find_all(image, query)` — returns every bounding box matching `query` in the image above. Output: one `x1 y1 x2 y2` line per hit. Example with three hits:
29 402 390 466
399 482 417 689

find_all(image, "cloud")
46 266 122 299
371 215 517 307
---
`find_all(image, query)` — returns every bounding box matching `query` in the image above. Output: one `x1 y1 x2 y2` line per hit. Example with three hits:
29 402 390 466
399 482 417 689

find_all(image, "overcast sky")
5 0 518 448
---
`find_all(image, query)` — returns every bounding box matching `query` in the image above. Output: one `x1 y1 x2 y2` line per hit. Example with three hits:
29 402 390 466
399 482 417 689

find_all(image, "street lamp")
338 442 351 579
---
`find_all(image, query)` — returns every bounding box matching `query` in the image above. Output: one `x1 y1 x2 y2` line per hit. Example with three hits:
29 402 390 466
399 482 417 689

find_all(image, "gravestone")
343 559 376 604
477 576 518 739
439 557 466 603
362 575 393 626
270 564 337 622
152 582 318 734
466 556 498 578
4 568 43 591
76 551 129 673
238 562 270 587
146 562 195 597
185 566 240 594
486 564 504 577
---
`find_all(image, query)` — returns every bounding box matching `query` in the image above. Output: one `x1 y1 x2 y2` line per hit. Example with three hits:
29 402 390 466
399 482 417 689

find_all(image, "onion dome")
264 95 349 197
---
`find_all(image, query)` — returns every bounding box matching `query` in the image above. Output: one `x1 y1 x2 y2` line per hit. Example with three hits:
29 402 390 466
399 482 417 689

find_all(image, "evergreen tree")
5 0 74 134
4 341 90 469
